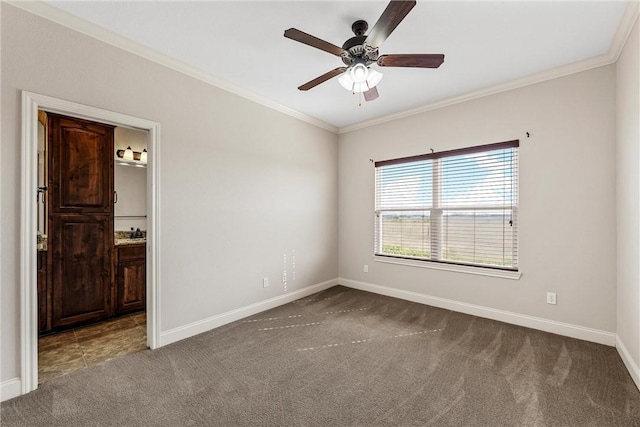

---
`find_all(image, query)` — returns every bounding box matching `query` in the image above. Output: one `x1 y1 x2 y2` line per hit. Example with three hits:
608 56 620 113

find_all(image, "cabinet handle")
114 190 118 204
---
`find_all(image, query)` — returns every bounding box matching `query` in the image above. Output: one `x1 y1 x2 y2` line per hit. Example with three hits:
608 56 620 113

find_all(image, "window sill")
373 255 522 280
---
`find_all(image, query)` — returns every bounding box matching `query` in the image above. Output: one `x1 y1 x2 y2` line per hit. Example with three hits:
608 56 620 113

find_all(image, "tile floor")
38 312 147 384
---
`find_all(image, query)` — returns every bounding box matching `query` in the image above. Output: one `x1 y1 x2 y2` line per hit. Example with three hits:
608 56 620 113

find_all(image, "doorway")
36 114 149 383
21 91 161 395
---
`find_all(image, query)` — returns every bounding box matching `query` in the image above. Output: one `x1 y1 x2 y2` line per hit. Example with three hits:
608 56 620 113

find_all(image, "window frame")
374 140 520 277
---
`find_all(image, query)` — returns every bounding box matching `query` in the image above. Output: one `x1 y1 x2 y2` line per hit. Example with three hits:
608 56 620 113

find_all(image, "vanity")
114 232 146 315
37 233 146 335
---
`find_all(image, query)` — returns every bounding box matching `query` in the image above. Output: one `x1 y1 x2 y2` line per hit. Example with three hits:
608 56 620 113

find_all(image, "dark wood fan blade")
298 67 347 91
377 54 445 68
364 86 379 102
284 28 345 57
365 0 417 48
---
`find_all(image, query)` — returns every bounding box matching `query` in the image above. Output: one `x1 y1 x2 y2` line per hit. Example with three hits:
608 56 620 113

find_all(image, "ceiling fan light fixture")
338 65 383 93
285 1 444 100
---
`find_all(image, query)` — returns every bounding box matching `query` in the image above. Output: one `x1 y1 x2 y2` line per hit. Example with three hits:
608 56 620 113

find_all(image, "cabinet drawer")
117 243 145 261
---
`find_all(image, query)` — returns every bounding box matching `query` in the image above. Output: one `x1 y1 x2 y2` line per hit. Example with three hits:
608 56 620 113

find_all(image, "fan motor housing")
341 20 378 66
342 35 367 51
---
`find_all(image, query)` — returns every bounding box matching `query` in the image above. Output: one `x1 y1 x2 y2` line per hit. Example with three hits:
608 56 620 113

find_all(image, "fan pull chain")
350 82 363 107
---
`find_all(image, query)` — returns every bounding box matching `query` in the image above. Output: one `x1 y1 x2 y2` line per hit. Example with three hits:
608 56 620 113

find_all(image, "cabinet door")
50 215 113 328
117 245 146 314
48 114 113 214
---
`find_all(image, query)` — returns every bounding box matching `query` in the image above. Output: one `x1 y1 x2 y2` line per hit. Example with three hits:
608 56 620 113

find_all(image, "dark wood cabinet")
47 114 114 331
38 242 146 336
37 251 50 335
116 244 146 314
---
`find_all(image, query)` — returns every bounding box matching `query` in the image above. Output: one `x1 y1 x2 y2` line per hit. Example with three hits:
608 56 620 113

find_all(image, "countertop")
115 230 146 246
115 237 146 246
37 232 146 251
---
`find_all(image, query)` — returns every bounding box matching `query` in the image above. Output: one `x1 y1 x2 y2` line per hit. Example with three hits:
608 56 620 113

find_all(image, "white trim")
0 0 4 404
616 335 640 391
609 1 640 62
0 378 22 403
20 91 162 397
373 255 522 280
338 277 616 346
20 93 38 394
160 279 338 346
146 125 161 352
636 0 640 397
7 1 337 134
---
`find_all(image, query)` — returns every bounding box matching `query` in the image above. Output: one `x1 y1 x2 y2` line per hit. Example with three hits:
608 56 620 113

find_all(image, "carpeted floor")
2 285 640 426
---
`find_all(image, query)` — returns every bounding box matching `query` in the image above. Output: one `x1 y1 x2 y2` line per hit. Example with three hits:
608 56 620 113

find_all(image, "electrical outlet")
364 264 369 273
546 292 557 305
263 278 269 288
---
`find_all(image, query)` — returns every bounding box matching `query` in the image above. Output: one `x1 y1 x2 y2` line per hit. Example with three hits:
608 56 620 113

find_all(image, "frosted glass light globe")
349 63 369 83
367 68 383 87
123 146 134 160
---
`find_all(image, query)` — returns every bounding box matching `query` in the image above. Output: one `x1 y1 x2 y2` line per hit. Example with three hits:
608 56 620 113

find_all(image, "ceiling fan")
284 0 444 102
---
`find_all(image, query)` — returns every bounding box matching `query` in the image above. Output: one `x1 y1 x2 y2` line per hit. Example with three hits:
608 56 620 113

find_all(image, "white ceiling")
44 1 629 130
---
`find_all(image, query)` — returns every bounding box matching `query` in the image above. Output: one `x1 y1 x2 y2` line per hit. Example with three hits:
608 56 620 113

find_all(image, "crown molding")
7 1 339 134
338 53 615 134
609 0 640 62
8 1 638 136
338 0 640 135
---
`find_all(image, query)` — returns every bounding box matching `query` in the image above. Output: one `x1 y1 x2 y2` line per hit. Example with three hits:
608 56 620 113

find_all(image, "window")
374 140 519 271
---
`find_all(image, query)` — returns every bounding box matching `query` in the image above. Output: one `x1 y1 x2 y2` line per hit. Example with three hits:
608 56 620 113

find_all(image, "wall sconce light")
123 146 134 160
116 147 148 165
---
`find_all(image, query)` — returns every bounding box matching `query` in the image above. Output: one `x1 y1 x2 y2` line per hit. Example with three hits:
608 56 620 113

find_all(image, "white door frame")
20 91 162 394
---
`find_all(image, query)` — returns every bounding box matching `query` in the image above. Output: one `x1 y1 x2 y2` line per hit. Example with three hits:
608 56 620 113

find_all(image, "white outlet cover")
546 292 557 305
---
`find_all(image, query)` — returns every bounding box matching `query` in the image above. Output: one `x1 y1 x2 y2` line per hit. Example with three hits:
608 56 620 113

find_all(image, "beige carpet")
2 285 639 426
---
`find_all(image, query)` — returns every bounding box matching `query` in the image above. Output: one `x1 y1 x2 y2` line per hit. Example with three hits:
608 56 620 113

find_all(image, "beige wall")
114 162 147 231
1 4 338 384
115 126 147 153
339 65 617 332
616 18 640 376
114 127 148 231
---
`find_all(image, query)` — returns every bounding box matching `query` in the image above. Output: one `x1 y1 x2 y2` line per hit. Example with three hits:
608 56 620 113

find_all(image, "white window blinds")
375 140 519 271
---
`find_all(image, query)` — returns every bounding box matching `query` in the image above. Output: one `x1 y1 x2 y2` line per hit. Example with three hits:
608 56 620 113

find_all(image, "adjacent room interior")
36 114 149 383
1 0 639 425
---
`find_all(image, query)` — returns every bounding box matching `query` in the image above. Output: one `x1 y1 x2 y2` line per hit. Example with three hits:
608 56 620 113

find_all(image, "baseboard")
160 278 339 346
1 378 22 403
338 278 616 346
616 335 640 391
